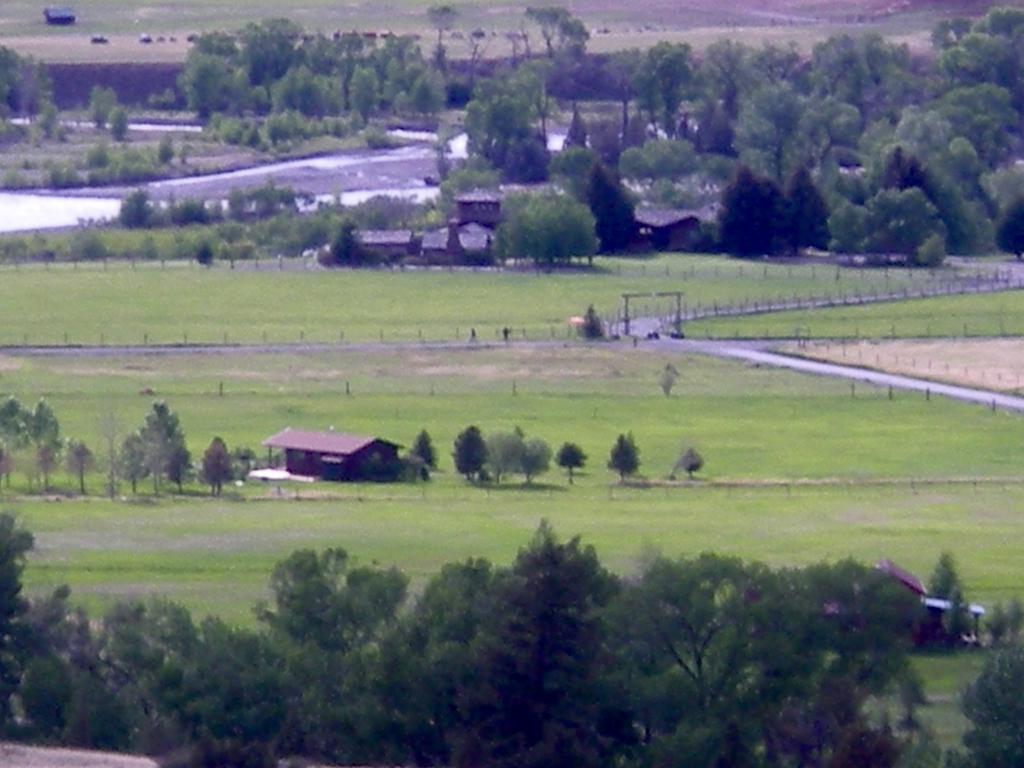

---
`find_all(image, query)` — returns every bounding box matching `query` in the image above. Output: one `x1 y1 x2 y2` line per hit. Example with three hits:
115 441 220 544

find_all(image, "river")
0 129 566 234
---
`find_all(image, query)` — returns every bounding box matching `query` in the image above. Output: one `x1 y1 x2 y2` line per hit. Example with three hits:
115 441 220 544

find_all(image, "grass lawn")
0 256 971 345
688 290 1024 340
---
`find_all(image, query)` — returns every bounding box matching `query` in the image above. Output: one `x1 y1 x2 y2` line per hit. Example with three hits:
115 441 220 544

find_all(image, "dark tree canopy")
996 197 1024 259
718 166 786 257
608 432 639 481
455 523 618 768
555 442 587 484
785 167 831 250
453 425 487 482
586 162 636 253
410 429 437 469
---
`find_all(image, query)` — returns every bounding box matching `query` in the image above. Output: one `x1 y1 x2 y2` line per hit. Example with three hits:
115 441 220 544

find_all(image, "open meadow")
0 255 975 345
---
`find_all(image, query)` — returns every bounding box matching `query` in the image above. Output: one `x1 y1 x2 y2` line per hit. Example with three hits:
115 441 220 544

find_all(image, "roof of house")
635 207 702 229
421 228 448 251
875 559 926 596
44 6 76 19
356 229 414 247
262 428 397 455
923 597 985 616
456 189 502 204
459 222 493 251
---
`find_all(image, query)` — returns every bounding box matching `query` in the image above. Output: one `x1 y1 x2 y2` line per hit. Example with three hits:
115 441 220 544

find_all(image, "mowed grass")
688 290 1024 340
0 344 1021 620
0 256 963 345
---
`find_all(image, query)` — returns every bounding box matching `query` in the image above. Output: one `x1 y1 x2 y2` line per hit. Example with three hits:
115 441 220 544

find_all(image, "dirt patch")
787 339 1024 392
0 355 22 372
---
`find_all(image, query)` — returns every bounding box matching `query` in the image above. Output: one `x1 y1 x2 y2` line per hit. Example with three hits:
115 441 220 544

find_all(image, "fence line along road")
657 338 1024 414
628 273 1024 330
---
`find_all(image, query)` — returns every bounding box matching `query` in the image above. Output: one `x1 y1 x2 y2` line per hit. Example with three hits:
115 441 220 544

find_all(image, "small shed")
455 190 502 227
262 428 401 482
43 6 76 24
356 229 418 262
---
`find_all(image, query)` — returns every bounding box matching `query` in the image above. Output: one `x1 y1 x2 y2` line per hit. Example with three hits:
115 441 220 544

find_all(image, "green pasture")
0 344 1021 615
1 343 1017 749
1 345 1022 486
0 256 968 345
0 0 945 47
688 289 1024 340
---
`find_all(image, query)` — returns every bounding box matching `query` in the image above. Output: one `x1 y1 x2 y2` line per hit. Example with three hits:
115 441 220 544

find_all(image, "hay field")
787 338 1024 392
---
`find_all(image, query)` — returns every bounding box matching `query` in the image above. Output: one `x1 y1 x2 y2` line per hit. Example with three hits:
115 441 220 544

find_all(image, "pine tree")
996 197 1024 260
586 162 635 253
784 167 830 251
565 103 588 148
718 166 785 257
608 433 639 481
455 522 617 768
411 429 437 469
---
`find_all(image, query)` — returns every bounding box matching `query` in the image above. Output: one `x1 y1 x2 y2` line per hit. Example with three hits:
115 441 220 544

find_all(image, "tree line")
2 514 1020 768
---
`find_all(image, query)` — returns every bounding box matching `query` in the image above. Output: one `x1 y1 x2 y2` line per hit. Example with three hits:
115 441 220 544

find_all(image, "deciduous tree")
201 437 233 496
65 440 94 495
996 197 1024 259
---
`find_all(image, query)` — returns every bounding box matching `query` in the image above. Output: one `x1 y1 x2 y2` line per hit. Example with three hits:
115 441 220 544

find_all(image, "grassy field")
0 0 957 62
0 256 974 345
0 344 1021 614
688 289 1024 340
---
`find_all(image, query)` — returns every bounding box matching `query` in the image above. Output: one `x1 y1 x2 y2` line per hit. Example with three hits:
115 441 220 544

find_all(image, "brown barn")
634 208 704 251
455 190 502 227
262 428 401 482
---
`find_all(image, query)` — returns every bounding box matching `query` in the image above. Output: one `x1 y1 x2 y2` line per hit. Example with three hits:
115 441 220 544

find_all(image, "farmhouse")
262 428 401 482
634 207 711 251
43 6 76 24
355 190 502 264
875 558 985 645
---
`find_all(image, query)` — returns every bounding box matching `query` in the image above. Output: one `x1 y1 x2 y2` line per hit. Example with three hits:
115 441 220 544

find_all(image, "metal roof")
421 228 448 251
635 207 701 229
875 559 926 596
356 229 414 246
456 190 502 204
459 222 493 251
262 428 396 456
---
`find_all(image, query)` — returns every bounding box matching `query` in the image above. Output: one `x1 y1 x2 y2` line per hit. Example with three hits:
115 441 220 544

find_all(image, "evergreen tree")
455 522 618 768
784 167 830 251
411 429 437 469
453 426 487 482
555 442 586 484
565 103 588 148
608 433 639 481
718 166 786 257
0 513 33 727
996 197 1024 260
586 162 635 253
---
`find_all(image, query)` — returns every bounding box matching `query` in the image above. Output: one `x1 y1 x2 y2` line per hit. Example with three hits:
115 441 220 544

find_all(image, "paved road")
655 338 1024 413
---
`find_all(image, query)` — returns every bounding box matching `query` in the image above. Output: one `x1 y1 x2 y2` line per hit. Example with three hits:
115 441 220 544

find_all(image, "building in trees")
633 207 711 251
262 428 401 482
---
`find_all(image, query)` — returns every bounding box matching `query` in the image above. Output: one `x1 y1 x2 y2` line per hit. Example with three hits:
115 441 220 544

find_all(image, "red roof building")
262 428 401 482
